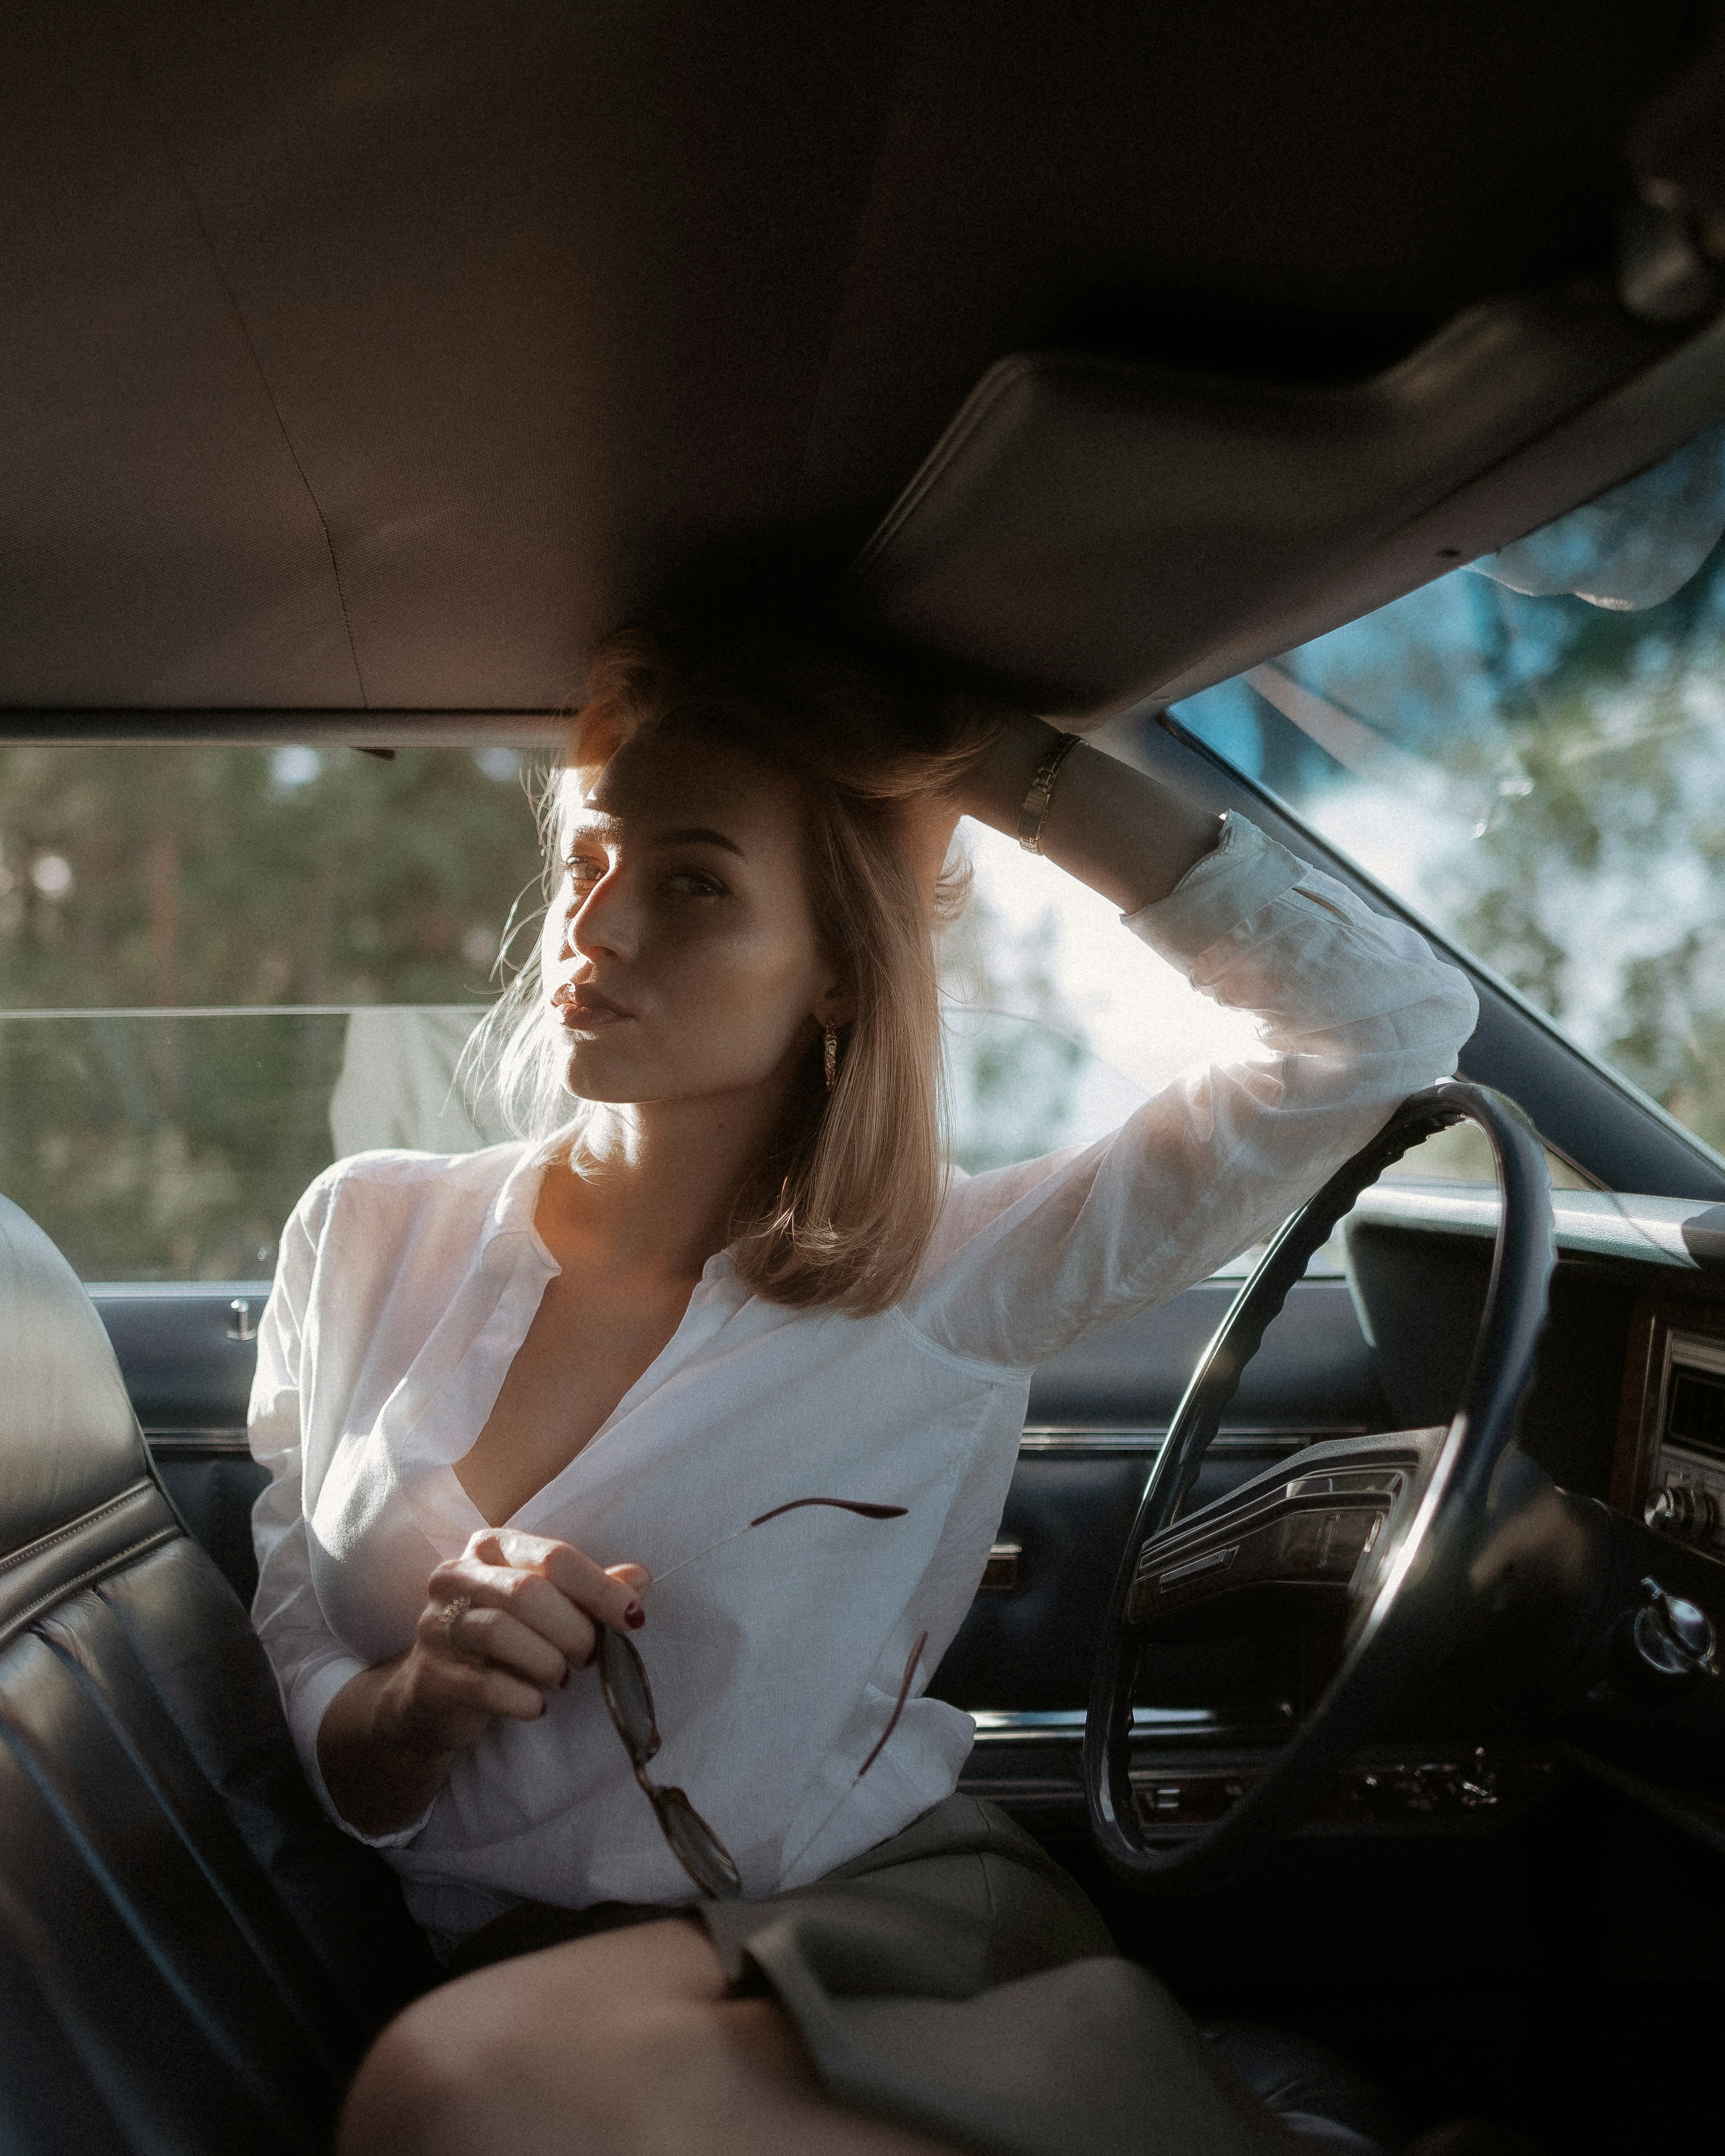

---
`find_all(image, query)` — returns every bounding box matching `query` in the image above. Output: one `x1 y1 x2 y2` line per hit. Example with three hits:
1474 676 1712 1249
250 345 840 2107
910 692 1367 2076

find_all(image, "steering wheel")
1084 1081 1555 1890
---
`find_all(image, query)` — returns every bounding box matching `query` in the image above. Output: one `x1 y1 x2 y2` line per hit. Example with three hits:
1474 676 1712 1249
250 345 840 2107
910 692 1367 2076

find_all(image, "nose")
566 865 640 962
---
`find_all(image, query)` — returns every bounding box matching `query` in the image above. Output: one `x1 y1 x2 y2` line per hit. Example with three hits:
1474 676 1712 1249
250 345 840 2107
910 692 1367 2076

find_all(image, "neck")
539 1079 794 1280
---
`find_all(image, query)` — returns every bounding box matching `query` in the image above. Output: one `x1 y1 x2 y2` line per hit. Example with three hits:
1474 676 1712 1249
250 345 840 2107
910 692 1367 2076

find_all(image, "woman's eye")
558 852 727 898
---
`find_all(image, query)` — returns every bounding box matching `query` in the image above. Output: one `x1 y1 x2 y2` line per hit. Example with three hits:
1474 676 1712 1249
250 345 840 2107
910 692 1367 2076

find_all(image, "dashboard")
1347 1176 1725 1535
942 1176 1725 1852
1343 1177 1725 1854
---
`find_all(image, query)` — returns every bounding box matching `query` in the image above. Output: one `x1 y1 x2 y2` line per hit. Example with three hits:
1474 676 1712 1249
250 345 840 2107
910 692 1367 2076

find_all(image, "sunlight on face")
541 728 842 1108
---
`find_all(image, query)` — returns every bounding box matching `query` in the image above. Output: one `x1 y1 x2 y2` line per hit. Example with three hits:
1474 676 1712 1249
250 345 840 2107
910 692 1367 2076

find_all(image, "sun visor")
851 290 1725 718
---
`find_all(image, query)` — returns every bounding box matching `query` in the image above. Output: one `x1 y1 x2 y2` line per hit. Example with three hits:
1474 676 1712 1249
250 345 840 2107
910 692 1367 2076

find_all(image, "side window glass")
4 744 1565 1287
940 817 1588 1282
942 817 1259 1172
0 746 543 1282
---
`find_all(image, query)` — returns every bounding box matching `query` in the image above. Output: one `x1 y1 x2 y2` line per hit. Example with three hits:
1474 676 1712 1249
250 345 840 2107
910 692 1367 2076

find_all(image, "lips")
551 980 633 1029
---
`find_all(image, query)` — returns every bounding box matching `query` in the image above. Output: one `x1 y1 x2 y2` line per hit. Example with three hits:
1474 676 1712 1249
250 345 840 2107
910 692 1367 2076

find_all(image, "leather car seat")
0 1195 435 2154
1206 2021 1408 2152
1204 2023 1546 2154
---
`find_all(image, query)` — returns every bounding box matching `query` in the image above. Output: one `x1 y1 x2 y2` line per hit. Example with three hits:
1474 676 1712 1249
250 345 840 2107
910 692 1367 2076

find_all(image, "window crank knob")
1631 1578 1718 1679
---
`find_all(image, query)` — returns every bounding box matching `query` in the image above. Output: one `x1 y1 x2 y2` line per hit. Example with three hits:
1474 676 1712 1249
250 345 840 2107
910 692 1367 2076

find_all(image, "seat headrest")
0 1195 152 1558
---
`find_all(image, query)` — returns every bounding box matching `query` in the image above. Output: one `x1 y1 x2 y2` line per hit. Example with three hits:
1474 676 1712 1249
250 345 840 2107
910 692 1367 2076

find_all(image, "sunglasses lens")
654 1787 743 1900
597 1628 660 1760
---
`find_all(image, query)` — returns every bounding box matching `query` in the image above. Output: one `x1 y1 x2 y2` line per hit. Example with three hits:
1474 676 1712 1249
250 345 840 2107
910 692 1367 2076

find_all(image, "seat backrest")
0 1195 435 2155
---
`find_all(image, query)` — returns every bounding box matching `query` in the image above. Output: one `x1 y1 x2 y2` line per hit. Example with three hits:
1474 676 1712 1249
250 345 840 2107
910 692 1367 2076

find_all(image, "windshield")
1172 423 1725 1170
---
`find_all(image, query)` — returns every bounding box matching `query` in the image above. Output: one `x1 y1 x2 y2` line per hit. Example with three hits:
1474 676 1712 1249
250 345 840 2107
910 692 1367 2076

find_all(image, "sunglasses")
589 1495 919 1899
594 1624 743 1900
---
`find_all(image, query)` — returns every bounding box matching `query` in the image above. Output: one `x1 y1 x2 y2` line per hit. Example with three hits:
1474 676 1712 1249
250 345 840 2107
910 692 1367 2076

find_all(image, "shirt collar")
482 1126 576 1259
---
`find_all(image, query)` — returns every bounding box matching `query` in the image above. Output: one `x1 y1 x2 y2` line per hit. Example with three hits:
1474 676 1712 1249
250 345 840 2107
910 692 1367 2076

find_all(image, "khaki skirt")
447 1794 1298 2155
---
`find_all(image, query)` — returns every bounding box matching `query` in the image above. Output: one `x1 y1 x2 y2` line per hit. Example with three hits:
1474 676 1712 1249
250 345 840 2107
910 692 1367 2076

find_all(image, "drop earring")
823 1024 840 1091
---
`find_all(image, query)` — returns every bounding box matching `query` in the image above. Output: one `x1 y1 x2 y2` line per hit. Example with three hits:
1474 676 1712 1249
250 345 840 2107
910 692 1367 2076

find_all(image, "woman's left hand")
315 1532 651 1837
427 1528 649 1700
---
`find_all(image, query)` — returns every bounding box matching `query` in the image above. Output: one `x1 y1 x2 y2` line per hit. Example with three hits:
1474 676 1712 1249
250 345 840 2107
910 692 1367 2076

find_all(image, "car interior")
6 4 1725 2151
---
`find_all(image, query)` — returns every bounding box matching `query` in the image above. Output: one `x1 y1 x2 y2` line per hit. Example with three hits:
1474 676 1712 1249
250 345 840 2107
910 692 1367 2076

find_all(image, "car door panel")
90 1284 271 1603
935 1279 1390 1713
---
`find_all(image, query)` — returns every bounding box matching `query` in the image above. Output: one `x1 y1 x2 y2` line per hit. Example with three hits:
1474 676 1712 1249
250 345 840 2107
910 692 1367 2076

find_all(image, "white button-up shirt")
248 817 1477 1944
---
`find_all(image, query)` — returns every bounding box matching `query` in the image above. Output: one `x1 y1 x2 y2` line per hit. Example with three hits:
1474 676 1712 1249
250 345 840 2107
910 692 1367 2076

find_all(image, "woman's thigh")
338 1917 960 2156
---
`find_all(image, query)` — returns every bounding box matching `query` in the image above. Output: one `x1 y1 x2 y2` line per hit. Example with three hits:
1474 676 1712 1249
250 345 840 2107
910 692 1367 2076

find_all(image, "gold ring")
440 1593 473 1643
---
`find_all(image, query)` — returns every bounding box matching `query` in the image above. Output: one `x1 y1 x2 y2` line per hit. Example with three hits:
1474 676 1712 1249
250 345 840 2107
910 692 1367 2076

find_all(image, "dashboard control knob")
1632 1578 1719 1679
1645 1483 1719 1540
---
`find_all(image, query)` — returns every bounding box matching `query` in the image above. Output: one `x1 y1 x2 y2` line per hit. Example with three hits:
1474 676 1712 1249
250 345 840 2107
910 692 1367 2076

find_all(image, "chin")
561 1041 772 1109
560 1045 634 1104
560 1041 675 1106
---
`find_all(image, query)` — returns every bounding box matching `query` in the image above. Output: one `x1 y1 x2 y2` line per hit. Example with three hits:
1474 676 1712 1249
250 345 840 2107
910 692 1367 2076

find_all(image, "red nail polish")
624 1601 645 1630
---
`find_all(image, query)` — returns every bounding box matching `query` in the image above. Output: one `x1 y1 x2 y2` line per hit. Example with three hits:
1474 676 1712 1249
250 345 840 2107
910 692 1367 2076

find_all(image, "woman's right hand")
378 1528 650 1759
318 1529 648 1835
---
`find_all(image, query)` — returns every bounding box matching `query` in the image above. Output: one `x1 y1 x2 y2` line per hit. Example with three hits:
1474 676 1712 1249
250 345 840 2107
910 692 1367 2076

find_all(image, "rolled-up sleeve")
907 815 1478 1368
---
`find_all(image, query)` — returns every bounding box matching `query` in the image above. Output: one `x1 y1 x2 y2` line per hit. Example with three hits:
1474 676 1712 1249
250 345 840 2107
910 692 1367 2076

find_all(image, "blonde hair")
469 597 1012 1315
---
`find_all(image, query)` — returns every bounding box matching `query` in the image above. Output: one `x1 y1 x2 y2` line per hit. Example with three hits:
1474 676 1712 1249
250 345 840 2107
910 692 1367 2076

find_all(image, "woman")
248 595 1476 2155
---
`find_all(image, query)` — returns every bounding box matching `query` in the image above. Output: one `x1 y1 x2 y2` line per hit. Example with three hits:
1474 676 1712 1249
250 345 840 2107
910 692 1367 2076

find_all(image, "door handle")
981 1540 1022 1592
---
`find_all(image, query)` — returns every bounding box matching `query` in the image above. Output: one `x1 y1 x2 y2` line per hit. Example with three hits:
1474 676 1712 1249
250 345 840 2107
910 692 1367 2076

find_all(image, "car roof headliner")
0 0 1712 737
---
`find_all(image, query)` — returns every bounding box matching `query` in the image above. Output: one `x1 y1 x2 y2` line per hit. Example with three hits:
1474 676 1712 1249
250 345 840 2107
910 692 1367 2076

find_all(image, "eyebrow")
655 825 745 857
564 813 747 860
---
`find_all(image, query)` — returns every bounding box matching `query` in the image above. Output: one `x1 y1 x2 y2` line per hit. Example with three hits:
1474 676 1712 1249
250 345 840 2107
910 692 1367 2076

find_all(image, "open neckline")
446 1239 744 1534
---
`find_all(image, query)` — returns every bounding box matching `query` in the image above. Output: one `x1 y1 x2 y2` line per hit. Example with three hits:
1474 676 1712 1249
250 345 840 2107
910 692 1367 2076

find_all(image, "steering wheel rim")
1083 1080 1556 1890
